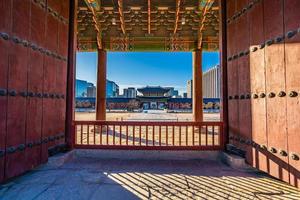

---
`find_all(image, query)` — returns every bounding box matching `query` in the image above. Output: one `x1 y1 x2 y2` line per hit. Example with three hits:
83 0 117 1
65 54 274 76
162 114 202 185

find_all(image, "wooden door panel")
264 0 289 182
284 0 300 189
249 0 268 172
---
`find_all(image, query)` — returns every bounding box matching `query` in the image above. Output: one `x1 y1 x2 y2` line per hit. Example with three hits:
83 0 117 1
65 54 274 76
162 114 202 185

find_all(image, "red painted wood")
248 0 268 174
284 0 300 189
57 0 69 148
25 2 46 171
219 0 229 147
5 0 30 179
47 0 61 13
0 40 8 183
264 0 289 182
6 45 28 179
0 0 11 182
226 0 239 147
25 49 43 170
237 0 252 165
41 55 56 163
65 0 77 150
45 11 58 52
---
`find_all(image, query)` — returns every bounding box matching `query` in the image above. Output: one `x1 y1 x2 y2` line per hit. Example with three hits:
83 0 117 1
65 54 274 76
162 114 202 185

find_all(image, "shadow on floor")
0 158 300 200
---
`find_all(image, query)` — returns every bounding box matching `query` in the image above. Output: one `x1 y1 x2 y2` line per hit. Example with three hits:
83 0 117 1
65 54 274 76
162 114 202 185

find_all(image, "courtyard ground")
0 151 299 200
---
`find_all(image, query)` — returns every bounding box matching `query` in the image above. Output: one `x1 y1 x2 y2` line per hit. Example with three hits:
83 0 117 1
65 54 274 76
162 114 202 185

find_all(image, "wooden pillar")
193 49 203 122
219 0 228 147
96 49 107 120
65 0 78 150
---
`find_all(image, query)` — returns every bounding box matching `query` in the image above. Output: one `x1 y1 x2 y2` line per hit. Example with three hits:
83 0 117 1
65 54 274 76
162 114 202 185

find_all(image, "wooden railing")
74 121 224 150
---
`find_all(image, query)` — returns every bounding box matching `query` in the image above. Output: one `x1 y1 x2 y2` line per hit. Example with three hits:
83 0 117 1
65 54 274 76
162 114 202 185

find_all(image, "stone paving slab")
1 155 300 200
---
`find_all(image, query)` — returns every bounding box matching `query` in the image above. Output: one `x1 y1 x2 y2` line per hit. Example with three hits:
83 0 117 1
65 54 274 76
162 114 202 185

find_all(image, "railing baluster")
159 126 161 146
87 125 90 145
205 125 208 146
186 126 188 146
198 125 201 146
113 125 115 145
133 126 135 145
166 126 168 146
75 125 78 145
192 125 195 146
93 125 96 145
172 126 175 146
126 125 128 145
100 125 102 145
73 121 224 150
152 125 155 146
179 126 181 146
146 125 148 146
139 125 142 145
212 126 215 146
81 124 83 144
106 125 109 145
120 125 122 145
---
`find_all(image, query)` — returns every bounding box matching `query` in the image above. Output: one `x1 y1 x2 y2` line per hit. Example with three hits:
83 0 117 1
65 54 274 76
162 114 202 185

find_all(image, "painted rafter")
197 0 214 49
118 0 126 34
148 0 151 34
173 0 181 34
84 0 102 49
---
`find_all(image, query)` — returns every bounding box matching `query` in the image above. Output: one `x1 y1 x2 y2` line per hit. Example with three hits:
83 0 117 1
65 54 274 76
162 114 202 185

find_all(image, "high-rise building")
173 90 179 97
203 65 221 98
187 80 193 98
76 79 95 97
123 87 136 98
106 80 119 98
183 92 188 98
87 86 96 97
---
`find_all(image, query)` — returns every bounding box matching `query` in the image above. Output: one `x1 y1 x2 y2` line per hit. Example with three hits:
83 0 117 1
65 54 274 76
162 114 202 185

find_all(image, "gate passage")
74 121 224 150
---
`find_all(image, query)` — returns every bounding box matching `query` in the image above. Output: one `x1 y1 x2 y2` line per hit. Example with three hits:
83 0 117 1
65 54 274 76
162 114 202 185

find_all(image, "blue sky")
76 52 219 94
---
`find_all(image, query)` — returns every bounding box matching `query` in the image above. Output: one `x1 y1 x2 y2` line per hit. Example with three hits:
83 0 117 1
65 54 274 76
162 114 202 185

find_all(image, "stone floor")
0 153 300 200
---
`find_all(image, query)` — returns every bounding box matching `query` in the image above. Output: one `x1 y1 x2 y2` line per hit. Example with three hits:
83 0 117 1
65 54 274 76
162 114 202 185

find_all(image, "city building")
187 80 193 98
87 85 96 97
123 87 136 98
76 79 95 97
173 90 179 97
183 93 188 98
106 80 119 98
203 65 221 98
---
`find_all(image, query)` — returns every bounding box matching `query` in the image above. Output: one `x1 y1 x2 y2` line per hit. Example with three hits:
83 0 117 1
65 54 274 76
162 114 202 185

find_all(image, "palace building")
137 86 171 109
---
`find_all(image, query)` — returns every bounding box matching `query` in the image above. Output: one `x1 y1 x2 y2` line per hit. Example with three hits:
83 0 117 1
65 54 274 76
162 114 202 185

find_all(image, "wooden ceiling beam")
173 0 181 34
84 0 102 49
197 0 214 49
148 0 151 34
118 0 126 34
